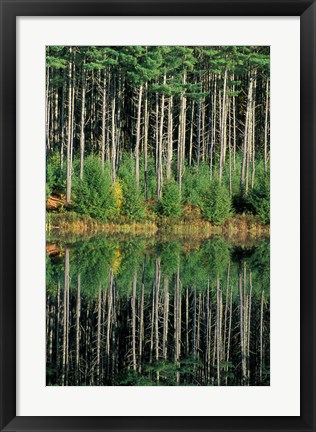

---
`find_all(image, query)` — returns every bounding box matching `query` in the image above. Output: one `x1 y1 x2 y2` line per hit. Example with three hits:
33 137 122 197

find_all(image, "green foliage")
140 156 157 200
72 156 118 221
182 163 210 209
159 241 182 276
201 237 231 279
46 46 270 225
118 155 152 219
159 180 183 218
46 160 55 199
70 237 117 298
121 181 145 221
46 151 65 198
248 174 270 224
202 179 232 224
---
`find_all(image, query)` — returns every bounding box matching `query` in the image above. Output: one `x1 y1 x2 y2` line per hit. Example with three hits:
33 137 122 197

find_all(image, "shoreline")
46 211 269 237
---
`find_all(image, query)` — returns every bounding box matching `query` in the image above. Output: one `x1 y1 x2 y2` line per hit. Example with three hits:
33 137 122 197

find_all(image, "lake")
46 234 270 386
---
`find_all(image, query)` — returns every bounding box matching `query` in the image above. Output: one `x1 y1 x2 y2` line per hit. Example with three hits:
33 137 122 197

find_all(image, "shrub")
46 151 65 198
248 175 270 224
121 180 145 221
159 180 183 218
72 156 118 221
202 179 232 225
182 163 210 209
113 180 123 209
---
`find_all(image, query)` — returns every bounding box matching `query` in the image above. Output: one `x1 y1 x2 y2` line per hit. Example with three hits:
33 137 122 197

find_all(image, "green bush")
159 180 183 218
182 163 210 209
121 180 145 221
248 174 270 224
72 156 118 221
202 179 232 225
46 151 65 198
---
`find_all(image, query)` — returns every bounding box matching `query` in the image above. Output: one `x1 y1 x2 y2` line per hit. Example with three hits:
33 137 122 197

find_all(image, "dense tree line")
46 237 270 386
46 46 270 224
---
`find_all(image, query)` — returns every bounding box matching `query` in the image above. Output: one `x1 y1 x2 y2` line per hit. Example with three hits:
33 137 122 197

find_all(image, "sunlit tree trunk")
197 98 202 167
251 70 257 189
60 69 66 170
189 101 194 167
166 94 173 181
210 76 216 180
66 48 73 204
241 74 253 193
101 70 107 170
111 77 116 182
232 77 237 171
228 99 232 195
219 69 228 183
54 86 59 146
143 82 149 198
264 79 269 172
80 59 86 180
135 84 143 188
157 74 166 198
177 70 187 192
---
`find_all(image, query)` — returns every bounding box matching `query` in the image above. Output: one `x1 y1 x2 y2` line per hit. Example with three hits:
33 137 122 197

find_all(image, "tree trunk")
163 276 169 359
260 289 265 381
111 78 116 182
251 70 257 189
75 274 81 384
143 82 149 198
135 84 143 188
66 48 73 204
166 94 173 181
177 70 187 192
101 70 107 170
62 249 70 385
132 270 137 371
157 74 166 198
80 59 86 180
219 69 227 183
60 69 66 170
241 74 253 193
264 79 269 172
96 285 102 383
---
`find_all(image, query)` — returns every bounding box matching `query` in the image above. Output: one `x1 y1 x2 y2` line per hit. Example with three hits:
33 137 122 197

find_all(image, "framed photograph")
0 1 315 431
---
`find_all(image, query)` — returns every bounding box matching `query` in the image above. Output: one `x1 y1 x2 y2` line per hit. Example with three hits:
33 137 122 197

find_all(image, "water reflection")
46 236 270 386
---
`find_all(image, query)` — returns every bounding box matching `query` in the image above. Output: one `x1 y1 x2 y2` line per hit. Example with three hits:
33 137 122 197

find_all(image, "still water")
46 234 270 386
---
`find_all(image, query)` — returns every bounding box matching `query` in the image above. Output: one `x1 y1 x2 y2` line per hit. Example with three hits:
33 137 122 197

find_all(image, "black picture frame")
0 1 315 431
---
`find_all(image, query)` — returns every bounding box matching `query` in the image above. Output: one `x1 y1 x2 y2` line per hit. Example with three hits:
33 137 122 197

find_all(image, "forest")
46 46 270 227
46 45 270 387
46 236 270 386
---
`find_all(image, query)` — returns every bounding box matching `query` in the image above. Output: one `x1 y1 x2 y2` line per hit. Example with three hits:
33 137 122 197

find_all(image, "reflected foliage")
46 235 270 386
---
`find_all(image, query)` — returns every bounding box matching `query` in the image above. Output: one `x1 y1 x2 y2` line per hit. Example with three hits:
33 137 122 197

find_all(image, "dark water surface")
46 234 270 386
